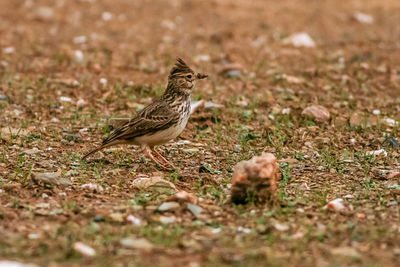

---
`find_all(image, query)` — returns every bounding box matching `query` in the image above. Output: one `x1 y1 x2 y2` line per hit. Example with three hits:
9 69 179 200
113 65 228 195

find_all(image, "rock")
354 12 374 24
230 153 281 204
168 190 198 204
59 96 72 102
81 183 104 192
187 203 203 217
132 176 177 193
237 226 251 234
158 201 180 212
0 261 37 267
384 118 399 127
283 32 316 47
31 169 71 187
3 47 15 54
120 237 153 250
159 215 176 224
367 149 387 157
302 105 330 122
273 222 289 232
383 136 399 149
126 215 142 226
0 94 10 102
326 198 346 212
331 247 361 259
194 54 210 62
73 242 96 257
226 70 241 78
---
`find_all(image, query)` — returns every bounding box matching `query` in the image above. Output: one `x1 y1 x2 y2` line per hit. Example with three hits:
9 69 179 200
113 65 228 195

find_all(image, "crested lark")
82 58 208 169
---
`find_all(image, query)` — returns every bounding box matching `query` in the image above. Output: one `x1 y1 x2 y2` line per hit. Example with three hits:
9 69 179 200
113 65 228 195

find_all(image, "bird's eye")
186 74 192 79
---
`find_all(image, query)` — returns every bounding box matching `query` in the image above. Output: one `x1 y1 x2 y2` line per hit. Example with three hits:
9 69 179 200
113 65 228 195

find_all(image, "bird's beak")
196 73 208 79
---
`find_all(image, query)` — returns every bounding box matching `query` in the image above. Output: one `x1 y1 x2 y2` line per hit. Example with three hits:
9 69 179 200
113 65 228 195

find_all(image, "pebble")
0 94 9 102
326 198 346 211
354 11 374 24
120 238 153 250
187 203 203 217
126 215 141 226
159 215 176 224
158 201 180 211
283 32 316 47
3 46 15 54
73 242 96 257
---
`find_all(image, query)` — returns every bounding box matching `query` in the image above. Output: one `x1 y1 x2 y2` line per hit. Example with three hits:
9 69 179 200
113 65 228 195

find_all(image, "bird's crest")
169 58 194 77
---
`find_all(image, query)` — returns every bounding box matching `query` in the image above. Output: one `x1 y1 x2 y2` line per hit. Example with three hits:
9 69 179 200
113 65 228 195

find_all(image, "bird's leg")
151 147 175 169
143 146 170 170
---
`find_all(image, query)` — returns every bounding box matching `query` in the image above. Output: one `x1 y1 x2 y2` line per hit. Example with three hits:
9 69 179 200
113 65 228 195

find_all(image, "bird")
82 58 208 169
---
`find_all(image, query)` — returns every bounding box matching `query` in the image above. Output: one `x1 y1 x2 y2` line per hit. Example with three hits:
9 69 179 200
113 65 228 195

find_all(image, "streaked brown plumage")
82 58 208 169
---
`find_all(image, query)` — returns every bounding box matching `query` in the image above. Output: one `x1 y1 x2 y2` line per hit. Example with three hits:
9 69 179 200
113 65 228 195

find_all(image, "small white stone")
211 228 222 234
59 96 72 102
73 242 96 257
283 32 316 47
76 99 85 106
99 78 107 86
237 226 251 234
385 118 398 127
102 12 113 21
194 54 210 62
3 46 15 54
51 117 59 122
367 149 387 157
282 108 291 114
326 198 346 211
354 11 374 24
159 215 176 224
74 50 84 62
81 183 104 192
350 138 356 143
372 109 380 115
28 233 39 239
274 223 289 232
126 215 142 226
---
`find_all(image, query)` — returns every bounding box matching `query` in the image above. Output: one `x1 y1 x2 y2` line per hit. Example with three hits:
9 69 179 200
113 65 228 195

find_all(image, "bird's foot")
144 148 174 171
152 149 175 169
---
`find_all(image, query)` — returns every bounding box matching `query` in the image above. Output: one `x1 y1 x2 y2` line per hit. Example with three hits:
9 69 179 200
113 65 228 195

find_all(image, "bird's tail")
82 140 120 160
82 146 104 160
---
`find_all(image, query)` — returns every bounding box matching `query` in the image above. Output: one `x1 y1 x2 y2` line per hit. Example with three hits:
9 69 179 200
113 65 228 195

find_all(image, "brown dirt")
1 0 400 266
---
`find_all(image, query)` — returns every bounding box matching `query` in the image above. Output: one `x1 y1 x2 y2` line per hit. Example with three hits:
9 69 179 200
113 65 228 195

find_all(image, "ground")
1 0 400 266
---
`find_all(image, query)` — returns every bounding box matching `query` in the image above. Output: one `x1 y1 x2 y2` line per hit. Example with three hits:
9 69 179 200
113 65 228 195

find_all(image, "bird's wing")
102 101 179 145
